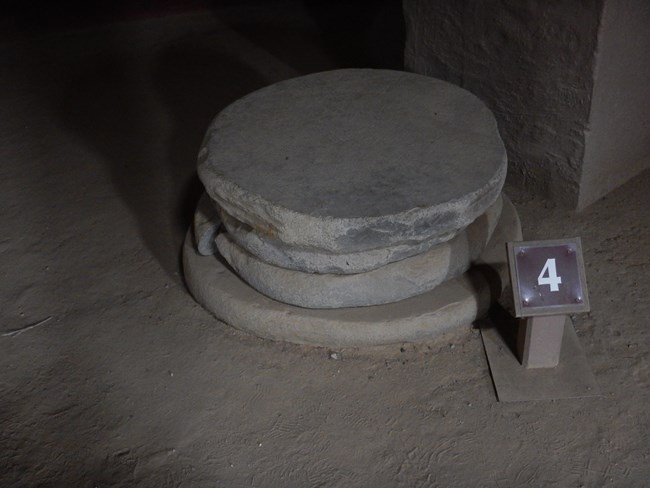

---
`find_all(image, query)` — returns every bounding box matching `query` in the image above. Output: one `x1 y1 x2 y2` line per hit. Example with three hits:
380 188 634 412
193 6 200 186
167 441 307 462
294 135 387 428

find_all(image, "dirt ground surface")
1 6 649 488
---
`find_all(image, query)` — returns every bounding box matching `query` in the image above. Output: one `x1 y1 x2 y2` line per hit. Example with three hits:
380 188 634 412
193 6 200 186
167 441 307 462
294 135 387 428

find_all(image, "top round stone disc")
198 69 506 253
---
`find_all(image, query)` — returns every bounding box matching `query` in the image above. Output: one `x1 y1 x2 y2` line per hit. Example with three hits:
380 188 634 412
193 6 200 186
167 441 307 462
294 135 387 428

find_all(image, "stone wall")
579 0 650 209
404 0 603 207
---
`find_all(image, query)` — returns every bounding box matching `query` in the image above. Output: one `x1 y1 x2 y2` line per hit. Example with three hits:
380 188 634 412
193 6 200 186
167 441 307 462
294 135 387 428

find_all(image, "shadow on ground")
61 40 267 278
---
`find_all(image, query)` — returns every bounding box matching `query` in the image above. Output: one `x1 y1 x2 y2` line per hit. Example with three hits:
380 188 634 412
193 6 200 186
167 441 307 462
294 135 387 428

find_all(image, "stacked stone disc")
184 69 522 347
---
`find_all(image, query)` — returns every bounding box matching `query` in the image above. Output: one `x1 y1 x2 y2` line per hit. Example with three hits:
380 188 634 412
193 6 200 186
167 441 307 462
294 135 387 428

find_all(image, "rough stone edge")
214 196 505 308
217 196 503 274
198 159 507 253
182 196 521 347
193 193 220 256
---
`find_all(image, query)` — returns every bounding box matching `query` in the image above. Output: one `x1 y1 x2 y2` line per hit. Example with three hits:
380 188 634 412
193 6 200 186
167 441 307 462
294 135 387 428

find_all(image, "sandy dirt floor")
1 6 649 487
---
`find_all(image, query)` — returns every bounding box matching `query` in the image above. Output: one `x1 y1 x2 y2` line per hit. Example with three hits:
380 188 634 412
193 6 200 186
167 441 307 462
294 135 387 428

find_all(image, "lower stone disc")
183 196 521 347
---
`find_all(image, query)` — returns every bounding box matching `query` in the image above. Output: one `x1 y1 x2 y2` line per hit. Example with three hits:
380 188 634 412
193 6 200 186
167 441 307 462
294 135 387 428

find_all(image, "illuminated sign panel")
507 238 590 317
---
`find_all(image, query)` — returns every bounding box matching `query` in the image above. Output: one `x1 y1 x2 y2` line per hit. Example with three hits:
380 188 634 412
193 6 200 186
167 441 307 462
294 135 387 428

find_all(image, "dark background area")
1 0 405 70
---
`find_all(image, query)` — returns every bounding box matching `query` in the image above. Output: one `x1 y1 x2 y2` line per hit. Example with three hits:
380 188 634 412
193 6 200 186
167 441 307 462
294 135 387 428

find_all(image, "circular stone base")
183 196 521 347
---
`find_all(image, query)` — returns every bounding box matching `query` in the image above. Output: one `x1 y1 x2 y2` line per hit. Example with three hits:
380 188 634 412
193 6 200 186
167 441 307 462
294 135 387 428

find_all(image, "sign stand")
481 238 600 402
517 315 565 368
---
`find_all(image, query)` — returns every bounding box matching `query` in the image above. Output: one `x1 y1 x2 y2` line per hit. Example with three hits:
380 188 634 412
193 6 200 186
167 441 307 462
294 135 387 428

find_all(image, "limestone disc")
198 69 507 254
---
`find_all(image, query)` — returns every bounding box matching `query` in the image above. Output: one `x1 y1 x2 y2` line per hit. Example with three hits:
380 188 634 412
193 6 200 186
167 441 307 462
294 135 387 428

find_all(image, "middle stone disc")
218 196 502 274
215 195 506 309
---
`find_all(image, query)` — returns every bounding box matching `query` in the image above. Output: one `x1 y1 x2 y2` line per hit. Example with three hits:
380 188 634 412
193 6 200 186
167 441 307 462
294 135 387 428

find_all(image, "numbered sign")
507 238 590 317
